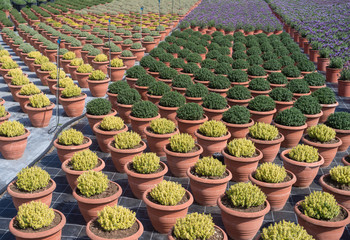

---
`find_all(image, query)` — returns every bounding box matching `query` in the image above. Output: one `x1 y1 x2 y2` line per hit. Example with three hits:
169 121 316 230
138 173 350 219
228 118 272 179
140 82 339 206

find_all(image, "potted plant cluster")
108 58 126 82
269 87 294 114
184 83 209 105
106 81 130 110
147 81 171 104
75 63 94 88
326 57 343 83
304 72 326 92
86 98 116 129
338 68 350 97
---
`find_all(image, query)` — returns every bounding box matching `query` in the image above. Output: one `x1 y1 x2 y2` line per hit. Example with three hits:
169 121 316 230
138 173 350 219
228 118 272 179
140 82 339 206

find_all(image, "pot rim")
247 132 285 145
86 109 117 119
156 103 179 111
319 174 350 196
249 108 277 115
248 170 296 189
73 181 122 204
107 140 147 154
24 102 55 112
194 129 231 142
320 101 339 108
175 114 208 124
93 122 128 136
164 143 203 158
124 161 168 179
302 135 342 149
62 158 105 176
168 225 227 240
144 127 179 138
222 118 255 128
59 93 87 102
280 149 325 167
222 147 263 163
187 167 232 185
0 128 30 142
86 78 111 84
304 110 323 118
129 113 160 122
273 122 308 131
202 105 230 113
7 178 56 199
53 136 92 151
107 66 127 70
226 96 253 102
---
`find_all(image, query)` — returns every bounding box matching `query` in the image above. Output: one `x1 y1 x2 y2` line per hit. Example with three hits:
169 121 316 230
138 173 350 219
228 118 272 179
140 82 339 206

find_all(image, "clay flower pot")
302 135 342 168
87 78 110 97
294 201 350 240
116 103 132 124
120 56 137 69
68 65 79 80
146 94 162 105
73 181 122 222
93 122 128 153
248 133 284 163
249 170 296 211
86 109 117 130
249 89 271 98
130 114 161 139
195 130 231 157
107 66 127 81
0 129 30 160
142 41 156 53
275 100 294 114
326 67 341 83
75 72 91 88
124 161 168 199
202 105 230 121
157 104 179 124
62 158 105 190
222 147 263 182
309 84 326 93
317 57 330 71
164 143 203 178
59 93 87 117
342 155 350 166
187 167 232 206
319 174 350 211
223 119 254 141
60 59 72 73
176 115 208 139
249 108 276 124
0 111 10 124
281 149 324 187
7 179 56 210
134 85 149 100
274 123 308 148
144 127 179 156
53 136 92 163
333 128 350 152
9 209 66 240
185 96 202 105
107 92 118 110
218 196 270 240
92 60 109 75
304 111 323 129
338 80 350 97
107 140 147 173
320 102 338 123
25 103 55 128
142 188 194 234
126 77 138 87
86 218 144 240
8 83 23 102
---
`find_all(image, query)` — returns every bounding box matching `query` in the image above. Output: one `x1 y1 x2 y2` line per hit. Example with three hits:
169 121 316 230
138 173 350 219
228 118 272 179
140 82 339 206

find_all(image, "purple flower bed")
181 0 282 32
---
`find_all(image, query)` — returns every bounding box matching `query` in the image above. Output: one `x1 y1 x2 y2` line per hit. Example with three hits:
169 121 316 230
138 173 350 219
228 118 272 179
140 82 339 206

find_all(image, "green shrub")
222 106 251 124
0 105 6 118
11 75 30 86
247 65 266 76
8 68 23 77
311 87 336 104
182 62 200 74
202 92 227 110
201 59 218 69
297 60 316 72
150 180 186 206
159 91 186 108
278 56 295 67
77 64 93 73
114 131 141 149
61 84 82 98
248 78 270 91
121 50 133 58
267 72 288 84
108 81 130 94
19 83 41 96
126 66 147 79
131 101 158 118
62 51 76 60
227 85 252 100
173 213 215 240
16 166 50 192
58 77 74 88
150 118 176 134
198 120 227 137
29 94 51 108
249 122 279 141
132 152 160 174
194 156 226 177
294 95 321 115
0 120 25 137
208 76 230 89
330 166 350 186
248 95 275 112
177 103 204 121
227 138 256 157
261 220 314 240
193 68 215 82
148 81 171 96
58 128 84 146
282 65 301 78
100 116 124 131
98 205 136 231
255 163 287 183
262 59 281 71
185 83 208 98
227 70 248 84
16 201 55 230
86 98 111 116
339 69 350 81
287 79 310 93
70 150 98 171
169 133 195 153
247 55 264 66
288 144 319 163
274 107 306 127
269 87 293 102
170 58 185 69
77 171 109 197
226 182 266 208
214 62 232 75
231 59 249 70
328 57 343 69
89 70 106 80
304 73 325 86
27 51 41 59
325 112 350 130
307 124 336 143
117 88 141 105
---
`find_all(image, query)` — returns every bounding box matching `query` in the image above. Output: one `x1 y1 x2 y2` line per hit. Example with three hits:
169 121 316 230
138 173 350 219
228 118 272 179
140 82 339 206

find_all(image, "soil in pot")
320 174 350 211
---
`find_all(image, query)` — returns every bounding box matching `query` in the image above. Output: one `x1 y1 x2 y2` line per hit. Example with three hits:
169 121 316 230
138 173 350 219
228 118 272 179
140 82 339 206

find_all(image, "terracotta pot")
342 156 350 166
164 143 203 178
270 83 286 89
25 103 55 128
304 111 323 129
248 133 284 163
168 225 227 240
338 80 350 97
62 158 105 190
157 104 179 124
172 86 186 95
46 78 57 95
218 196 270 240
274 123 308 148
309 49 319 62
53 136 92 163
86 109 117 130
87 78 110 97
320 102 338 123
8 83 23 102
93 122 128 153
124 161 168 199
334 128 350 152
176 115 208 139
142 41 156 53
326 67 341 83
126 77 138 88
68 65 79 80
320 174 350 211
317 58 330 72
9 209 66 240
107 140 147 173
60 59 72 72
0 129 30 160
275 100 294 114
7 179 56 210
116 103 132 124
309 84 326 93
130 48 146 61
294 201 350 240
106 92 118 109
157 77 172 86
130 114 160 139
222 147 263 182
73 181 122 222
59 93 86 117
249 89 271 98
0 111 10 124
24 57 36 72
142 188 193 234
249 108 276 124
120 56 137 69
92 60 109 75
226 97 252 107
107 66 127 81
302 135 342 168
75 72 91 88
249 170 296 211
187 167 232 206
145 127 179 156
146 94 162 105
133 85 148 100
223 119 254 141
195 130 231 157
281 149 324 187
86 218 144 240
202 105 230 121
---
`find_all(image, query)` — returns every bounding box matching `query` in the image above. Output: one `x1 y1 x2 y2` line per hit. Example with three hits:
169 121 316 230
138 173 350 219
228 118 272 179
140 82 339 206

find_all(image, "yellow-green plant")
261 220 314 240
169 133 195 153
0 49 10 57
98 205 136 231
58 128 84 146
27 51 41 59
58 77 74 88
77 64 93 73
61 84 82 98
149 118 176 134
100 116 124 131
194 156 226 177
29 94 51 108
150 180 186 206
93 54 108 62
63 51 76 60
330 165 350 186
307 124 336 143
34 55 49 65
1 60 19 69
70 58 84 66
255 163 287 183
49 69 66 79
8 68 23 77
16 166 50 192
227 138 256 157
40 62 56 71
0 56 12 64
226 182 266 208
19 83 41 96
0 120 26 137
132 152 160 174
16 201 55 230
89 70 106 80
0 105 6 117
173 213 215 240
198 120 227 137
11 75 30 86
114 131 141 149
70 149 98 171
249 122 279 141
77 171 109 197
111 58 124 67
288 144 319 163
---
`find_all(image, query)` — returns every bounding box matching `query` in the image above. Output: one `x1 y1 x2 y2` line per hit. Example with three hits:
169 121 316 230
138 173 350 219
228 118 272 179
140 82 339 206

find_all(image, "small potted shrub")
294 191 350 239
207 75 231 97
124 152 168 199
227 70 250 87
134 74 156 100
61 149 105 190
338 68 350 97
171 74 192 95
87 70 110 97
36 61 55 86
184 83 209 105
202 92 229 121
125 65 147 87
247 95 276 124
217 182 270 240
226 85 253 107
294 95 323 129
222 105 254 140
142 180 194 233
121 39 133 51
312 87 338 123
170 58 186 72
326 57 343 83
116 88 141 124
16 83 41 113
0 105 10 124
262 59 282 75
60 51 76 72
130 42 146 61
25 94 55 128
157 67 178 86
130 101 160 138
297 59 316 75
181 62 200 79
260 220 313 239
68 58 84 81
247 65 267 79
282 65 302 80
0 120 30 160
147 81 172 104
281 144 324 187
325 112 350 152
120 50 137 69
248 77 271 97
158 91 186 124
249 163 296 211
267 72 288 89
107 58 126 82
85 98 115 129
232 59 249 71
9 74 30 102
304 72 326 92
164 133 203 177
269 87 294 114
9 201 66 240
286 78 311 99
59 84 86 117
142 36 156 53
106 81 130 109
75 63 94 88
73 171 122 222
7 166 55 210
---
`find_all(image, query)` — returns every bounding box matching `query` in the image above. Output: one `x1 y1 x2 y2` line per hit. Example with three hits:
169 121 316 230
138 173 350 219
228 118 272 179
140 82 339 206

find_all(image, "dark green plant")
194 68 215 82
185 83 209 98
117 88 141 105
267 72 288 85
202 92 227 110
287 79 310 93
158 53 174 63
297 60 316 72
325 112 350 130
248 95 275 112
232 42 246 52
328 57 343 69
126 66 147 79
200 59 218 69
222 106 251 124
214 63 232 75
176 103 204 120
282 65 301 78
148 81 171 96
294 95 321 115
232 59 249 70
248 78 270 91
247 65 266 76
275 107 306 127
205 50 221 60
263 59 282 71
135 74 156 87
261 51 278 61
269 88 293 102
140 55 156 68
182 62 200 74
228 70 249 83
311 87 336 104
208 76 231 89
159 67 178 80
172 74 193 89
159 91 186 108
108 81 130 94
86 98 111 116
278 56 295 67
131 101 158 118
232 51 248 60
304 73 326 86
217 55 234 65
339 69 350 81
170 58 185 69
227 85 252 100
